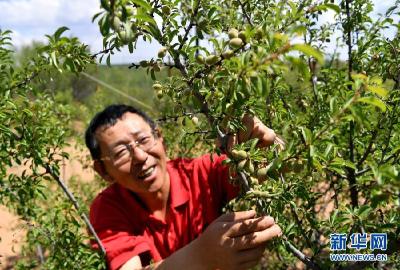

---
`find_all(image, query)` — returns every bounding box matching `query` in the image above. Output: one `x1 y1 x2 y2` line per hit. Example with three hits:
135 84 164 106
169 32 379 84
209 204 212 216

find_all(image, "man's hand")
218 114 285 152
191 210 282 270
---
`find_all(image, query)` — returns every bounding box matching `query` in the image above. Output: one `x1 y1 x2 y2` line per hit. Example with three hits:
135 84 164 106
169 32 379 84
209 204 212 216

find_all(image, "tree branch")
237 0 252 26
90 45 115 59
283 236 322 270
345 0 358 208
44 164 106 255
177 0 202 52
357 125 379 167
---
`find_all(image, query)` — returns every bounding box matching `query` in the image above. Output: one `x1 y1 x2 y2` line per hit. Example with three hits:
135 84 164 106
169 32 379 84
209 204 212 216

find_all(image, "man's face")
94 112 168 194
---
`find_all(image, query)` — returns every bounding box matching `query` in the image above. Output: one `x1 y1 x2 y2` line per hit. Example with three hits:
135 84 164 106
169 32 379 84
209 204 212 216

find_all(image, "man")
86 104 282 270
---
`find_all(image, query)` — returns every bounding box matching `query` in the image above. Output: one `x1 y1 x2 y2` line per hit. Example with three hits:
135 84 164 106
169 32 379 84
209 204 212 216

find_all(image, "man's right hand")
191 210 282 270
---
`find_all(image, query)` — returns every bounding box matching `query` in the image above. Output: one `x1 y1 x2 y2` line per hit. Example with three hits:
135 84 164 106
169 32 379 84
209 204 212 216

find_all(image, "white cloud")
0 0 100 26
0 0 59 27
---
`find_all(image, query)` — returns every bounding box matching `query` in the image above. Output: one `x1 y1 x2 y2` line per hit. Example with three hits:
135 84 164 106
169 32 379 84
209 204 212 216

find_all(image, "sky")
0 0 397 64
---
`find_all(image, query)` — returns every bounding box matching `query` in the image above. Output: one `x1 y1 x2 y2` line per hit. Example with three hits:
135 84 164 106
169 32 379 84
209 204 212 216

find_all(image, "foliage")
0 28 105 269
91 0 400 268
1 0 400 269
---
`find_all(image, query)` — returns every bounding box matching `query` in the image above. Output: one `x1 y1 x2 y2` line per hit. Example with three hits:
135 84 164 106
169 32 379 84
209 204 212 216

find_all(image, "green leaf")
135 13 157 26
300 127 312 145
366 85 388 98
358 97 387 112
51 51 59 69
54 26 70 40
357 205 372 219
291 44 324 63
131 0 152 11
331 157 356 170
324 3 340 13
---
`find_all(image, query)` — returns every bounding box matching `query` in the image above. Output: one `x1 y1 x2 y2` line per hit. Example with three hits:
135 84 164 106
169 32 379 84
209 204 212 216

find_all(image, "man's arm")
119 210 281 270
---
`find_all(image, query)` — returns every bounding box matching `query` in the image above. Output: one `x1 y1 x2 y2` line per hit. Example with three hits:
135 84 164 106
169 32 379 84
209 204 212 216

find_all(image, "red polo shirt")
90 154 239 270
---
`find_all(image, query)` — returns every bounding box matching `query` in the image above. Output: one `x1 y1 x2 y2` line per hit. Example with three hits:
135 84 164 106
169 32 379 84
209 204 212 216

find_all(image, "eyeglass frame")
98 130 159 165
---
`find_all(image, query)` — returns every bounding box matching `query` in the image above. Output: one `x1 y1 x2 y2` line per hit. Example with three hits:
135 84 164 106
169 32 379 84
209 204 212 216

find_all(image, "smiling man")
86 104 282 270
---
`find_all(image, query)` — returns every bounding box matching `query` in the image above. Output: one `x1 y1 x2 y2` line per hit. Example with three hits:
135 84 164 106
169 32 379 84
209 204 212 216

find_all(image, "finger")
239 259 261 270
253 125 276 147
226 133 238 153
233 224 282 250
237 245 265 264
274 135 286 151
226 216 275 238
216 210 256 222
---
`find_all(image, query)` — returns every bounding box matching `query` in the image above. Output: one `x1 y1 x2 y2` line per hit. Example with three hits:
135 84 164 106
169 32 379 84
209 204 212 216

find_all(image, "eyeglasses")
100 132 157 166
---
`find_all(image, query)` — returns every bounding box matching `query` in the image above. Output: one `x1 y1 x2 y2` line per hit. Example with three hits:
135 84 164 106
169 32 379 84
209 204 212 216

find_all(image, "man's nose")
129 145 148 164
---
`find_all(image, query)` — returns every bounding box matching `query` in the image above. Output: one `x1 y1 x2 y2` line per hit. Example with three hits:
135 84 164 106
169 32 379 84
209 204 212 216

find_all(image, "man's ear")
155 128 164 141
93 160 114 183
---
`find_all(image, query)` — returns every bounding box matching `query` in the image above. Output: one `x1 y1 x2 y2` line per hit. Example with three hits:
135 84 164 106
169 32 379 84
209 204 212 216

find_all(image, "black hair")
85 104 157 160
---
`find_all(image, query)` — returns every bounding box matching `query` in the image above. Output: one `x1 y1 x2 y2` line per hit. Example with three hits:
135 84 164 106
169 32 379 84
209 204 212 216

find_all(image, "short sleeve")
90 190 151 270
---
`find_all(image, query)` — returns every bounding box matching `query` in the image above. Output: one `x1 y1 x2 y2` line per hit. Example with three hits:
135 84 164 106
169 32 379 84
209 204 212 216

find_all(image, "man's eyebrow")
109 130 146 149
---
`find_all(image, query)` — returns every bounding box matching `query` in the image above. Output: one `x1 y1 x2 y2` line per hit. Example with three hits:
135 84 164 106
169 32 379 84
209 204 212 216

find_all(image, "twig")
128 61 177 69
37 244 45 264
44 164 106 255
177 0 202 52
236 0 252 26
282 236 322 270
156 111 201 122
10 71 38 91
344 0 359 208
90 45 115 59
357 126 379 167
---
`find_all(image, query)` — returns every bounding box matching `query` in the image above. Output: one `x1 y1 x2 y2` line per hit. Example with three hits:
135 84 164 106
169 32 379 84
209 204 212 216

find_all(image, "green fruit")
196 54 205 64
246 160 255 174
238 31 247 43
118 30 128 43
152 83 162 90
222 50 234 59
126 6 136 16
158 47 167 58
118 24 135 44
250 177 259 185
229 38 243 49
191 116 199 125
255 27 263 40
207 74 214 84
205 55 219 65
112 16 122 30
231 150 247 160
156 90 163 99
238 159 247 170
162 5 171 15
256 167 268 179
116 9 123 17
228 28 239 39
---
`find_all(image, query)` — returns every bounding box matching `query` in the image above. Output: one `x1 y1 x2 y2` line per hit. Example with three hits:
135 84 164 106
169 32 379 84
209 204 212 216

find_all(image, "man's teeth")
138 167 155 178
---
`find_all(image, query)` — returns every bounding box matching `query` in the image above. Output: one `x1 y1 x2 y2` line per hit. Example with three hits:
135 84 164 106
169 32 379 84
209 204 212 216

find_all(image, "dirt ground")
0 142 96 269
